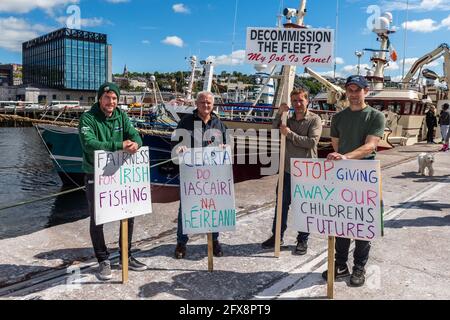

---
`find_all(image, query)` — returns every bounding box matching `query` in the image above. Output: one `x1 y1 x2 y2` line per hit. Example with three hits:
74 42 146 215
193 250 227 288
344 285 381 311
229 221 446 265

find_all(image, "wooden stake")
274 112 288 258
121 219 129 284
327 236 335 299
379 163 384 236
207 233 213 272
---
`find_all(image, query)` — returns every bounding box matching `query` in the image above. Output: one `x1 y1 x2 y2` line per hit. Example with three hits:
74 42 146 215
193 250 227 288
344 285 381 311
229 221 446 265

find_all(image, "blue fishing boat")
36 123 180 203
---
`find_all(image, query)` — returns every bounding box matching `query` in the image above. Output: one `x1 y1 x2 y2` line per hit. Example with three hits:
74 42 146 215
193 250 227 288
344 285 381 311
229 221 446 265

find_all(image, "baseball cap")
345 75 369 89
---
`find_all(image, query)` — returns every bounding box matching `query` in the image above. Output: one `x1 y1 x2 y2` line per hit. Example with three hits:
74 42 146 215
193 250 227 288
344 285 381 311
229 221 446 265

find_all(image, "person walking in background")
438 103 450 144
425 105 437 144
440 103 450 151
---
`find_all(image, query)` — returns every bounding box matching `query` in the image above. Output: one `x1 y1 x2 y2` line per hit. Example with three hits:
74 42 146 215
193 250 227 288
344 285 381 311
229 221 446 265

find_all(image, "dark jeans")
177 205 218 245
426 125 435 142
85 174 134 263
335 237 371 269
271 171 309 242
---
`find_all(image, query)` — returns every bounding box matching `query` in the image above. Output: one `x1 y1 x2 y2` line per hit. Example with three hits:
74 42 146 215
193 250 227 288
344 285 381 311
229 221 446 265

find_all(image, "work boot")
350 266 366 287
174 243 186 259
213 240 223 257
293 240 308 255
261 235 284 249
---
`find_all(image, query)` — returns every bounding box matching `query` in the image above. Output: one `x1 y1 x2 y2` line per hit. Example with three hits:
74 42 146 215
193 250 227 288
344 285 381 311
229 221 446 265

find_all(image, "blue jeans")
177 205 219 245
271 171 309 242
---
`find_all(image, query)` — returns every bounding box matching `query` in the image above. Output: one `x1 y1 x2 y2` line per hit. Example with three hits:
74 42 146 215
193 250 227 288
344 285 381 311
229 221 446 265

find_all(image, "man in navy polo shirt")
171 91 228 259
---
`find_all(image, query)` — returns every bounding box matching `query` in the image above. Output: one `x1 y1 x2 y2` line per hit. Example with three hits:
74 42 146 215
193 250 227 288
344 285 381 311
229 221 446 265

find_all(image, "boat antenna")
277 0 284 27
334 0 339 78
231 0 239 66
401 0 409 79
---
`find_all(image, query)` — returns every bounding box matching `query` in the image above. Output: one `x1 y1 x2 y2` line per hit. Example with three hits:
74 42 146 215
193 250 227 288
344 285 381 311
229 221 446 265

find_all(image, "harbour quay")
0 142 449 300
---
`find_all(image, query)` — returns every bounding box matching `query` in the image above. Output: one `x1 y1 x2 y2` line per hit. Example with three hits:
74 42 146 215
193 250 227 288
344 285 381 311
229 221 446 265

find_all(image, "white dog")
418 152 435 176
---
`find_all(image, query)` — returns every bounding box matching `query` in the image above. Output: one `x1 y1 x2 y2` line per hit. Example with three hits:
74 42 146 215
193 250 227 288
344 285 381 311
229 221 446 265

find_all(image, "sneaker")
128 256 147 271
174 243 186 259
293 240 308 255
213 240 223 257
118 256 148 271
97 260 112 281
321 264 350 280
350 267 366 287
261 236 284 249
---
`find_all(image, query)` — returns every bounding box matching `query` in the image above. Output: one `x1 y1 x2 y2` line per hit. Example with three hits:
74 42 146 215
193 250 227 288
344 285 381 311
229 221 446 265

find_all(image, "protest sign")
179 146 236 235
246 27 334 67
291 159 383 240
94 147 152 225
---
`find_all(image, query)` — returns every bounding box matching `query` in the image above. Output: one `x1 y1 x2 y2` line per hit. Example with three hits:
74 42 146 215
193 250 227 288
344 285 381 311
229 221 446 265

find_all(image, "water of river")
0 127 88 240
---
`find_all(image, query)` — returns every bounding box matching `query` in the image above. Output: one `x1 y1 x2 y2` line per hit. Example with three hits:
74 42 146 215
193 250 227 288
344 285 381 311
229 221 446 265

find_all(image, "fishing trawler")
35 0 309 202
309 13 449 146
40 0 444 201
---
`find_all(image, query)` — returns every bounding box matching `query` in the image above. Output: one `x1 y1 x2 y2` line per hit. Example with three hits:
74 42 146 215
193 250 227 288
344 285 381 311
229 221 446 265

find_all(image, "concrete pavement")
1 142 449 300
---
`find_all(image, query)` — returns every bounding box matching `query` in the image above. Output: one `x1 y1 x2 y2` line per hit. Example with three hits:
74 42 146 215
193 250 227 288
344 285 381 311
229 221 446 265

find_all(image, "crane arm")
444 47 450 86
304 67 345 95
402 43 449 85
304 67 349 110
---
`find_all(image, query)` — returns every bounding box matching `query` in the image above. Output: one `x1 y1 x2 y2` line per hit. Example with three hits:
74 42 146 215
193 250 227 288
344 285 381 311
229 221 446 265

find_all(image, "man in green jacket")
79 82 147 281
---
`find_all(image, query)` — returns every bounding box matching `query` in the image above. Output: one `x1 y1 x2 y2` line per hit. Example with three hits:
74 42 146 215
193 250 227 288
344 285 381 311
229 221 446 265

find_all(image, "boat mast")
202 61 215 92
273 0 307 107
367 12 394 90
186 56 197 100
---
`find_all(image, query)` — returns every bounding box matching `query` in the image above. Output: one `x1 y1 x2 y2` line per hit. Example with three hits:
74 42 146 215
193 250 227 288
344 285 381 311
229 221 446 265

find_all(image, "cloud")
382 0 450 12
172 3 190 14
141 40 150 45
335 57 345 65
427 56 444 67
0 0 78 14
389 56 443 75
441 14 450 29
0 17 52 52
162 36 184 47
341 64 371 75
206 50 246 66
402 18 441 32
404 57 419 66
318 71 343 78
105 0 130 3
391 75 403 82
385 61 400 70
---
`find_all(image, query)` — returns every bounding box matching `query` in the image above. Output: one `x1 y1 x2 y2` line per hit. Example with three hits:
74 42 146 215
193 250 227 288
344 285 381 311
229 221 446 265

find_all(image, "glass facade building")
23 28 110 91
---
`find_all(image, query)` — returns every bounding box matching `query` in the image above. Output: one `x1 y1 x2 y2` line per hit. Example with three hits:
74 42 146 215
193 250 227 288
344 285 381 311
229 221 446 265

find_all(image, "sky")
0 0 449 82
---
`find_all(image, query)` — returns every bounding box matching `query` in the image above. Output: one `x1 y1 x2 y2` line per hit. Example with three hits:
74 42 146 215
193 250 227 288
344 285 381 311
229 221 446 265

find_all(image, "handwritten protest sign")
290 159 383 240
245 27 334 67
94 147 152 225
179 146 236 234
